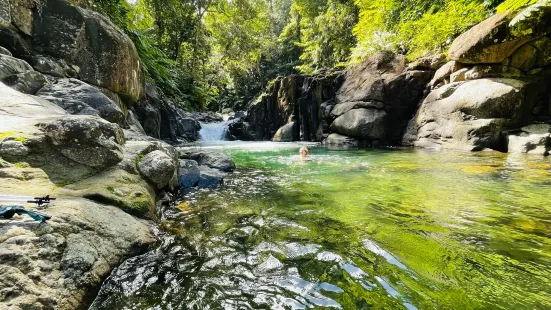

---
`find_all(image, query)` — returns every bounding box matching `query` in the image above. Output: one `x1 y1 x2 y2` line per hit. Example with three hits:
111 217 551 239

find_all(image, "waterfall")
199 121 230 141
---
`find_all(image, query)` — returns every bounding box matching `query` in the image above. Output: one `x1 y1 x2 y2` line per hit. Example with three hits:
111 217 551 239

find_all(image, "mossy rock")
60 168 156 218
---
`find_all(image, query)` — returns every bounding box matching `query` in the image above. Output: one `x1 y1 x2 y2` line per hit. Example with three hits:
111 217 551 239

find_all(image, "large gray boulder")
37 78 125 125
137 150 177 190
330 108 387 141
273 121 298 142
0 53 33 80
403 78 530 151
33 0 143 101
39 115 125 167
189 151 236 172
336 51 405 103
178 159 200 188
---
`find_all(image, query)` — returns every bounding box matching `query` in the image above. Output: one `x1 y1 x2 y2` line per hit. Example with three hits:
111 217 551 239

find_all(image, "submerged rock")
189 151 236 172
324 133 360 147
178 159 200 188
198 165 226 188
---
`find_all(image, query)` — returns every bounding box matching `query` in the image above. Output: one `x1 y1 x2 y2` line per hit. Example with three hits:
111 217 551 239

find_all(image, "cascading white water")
199 121 230 141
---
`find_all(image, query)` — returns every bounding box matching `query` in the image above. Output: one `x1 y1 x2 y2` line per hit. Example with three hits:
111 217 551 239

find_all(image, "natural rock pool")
90 143 551 310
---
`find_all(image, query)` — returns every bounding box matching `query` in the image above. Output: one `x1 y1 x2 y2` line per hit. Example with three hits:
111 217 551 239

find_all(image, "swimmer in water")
299 146 312 161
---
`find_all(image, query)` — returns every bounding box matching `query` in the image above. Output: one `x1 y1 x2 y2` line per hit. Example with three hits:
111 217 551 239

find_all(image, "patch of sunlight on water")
91 143 551 310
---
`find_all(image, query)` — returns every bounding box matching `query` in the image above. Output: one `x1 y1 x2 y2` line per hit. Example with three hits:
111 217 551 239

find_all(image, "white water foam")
199 121 231 141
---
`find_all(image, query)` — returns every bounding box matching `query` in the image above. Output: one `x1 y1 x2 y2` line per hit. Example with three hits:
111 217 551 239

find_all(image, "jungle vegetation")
93 0 539 111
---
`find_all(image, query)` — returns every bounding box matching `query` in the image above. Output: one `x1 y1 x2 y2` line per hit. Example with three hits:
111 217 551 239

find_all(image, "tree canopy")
93 0 538 111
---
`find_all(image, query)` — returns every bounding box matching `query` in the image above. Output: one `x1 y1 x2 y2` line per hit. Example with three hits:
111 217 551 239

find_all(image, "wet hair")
299 146 309 155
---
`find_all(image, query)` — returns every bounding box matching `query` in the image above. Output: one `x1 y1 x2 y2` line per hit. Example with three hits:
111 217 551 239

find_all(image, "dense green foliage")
93 0 538 111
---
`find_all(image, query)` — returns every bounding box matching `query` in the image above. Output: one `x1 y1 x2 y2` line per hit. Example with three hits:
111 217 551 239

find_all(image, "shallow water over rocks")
90 143 551 310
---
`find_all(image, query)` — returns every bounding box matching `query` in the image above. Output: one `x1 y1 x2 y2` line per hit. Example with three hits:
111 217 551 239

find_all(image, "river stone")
0 140 29 157
33 0 144 102
0 53 33 80
507 133 551 155
330 108 387 141
189 151 236 172
325 133 359 147
331 101 384 118
403 78 529 151
448 13 531 64
37 78 125 125
0 46 11 56
39 115 125 167
2 70 48 94
178 159 200 188
273 122 298 142
138 150 176 190
0 0 10 29
198 165 226 188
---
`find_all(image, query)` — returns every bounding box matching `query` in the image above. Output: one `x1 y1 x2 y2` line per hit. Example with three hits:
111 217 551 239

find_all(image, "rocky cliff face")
230 52 434 146
404 3 551 153
0 0 201 144
232 2 551 154
0 1 200 309
229 73 343 142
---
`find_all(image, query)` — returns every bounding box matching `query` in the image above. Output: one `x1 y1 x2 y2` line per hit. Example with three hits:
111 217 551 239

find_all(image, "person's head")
299 146 309 158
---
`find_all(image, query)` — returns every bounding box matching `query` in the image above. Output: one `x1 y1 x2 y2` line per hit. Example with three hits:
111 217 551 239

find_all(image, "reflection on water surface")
91 143 551 310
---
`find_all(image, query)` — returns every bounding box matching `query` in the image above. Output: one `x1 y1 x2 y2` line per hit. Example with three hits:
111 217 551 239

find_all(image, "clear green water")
91 143 551 310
